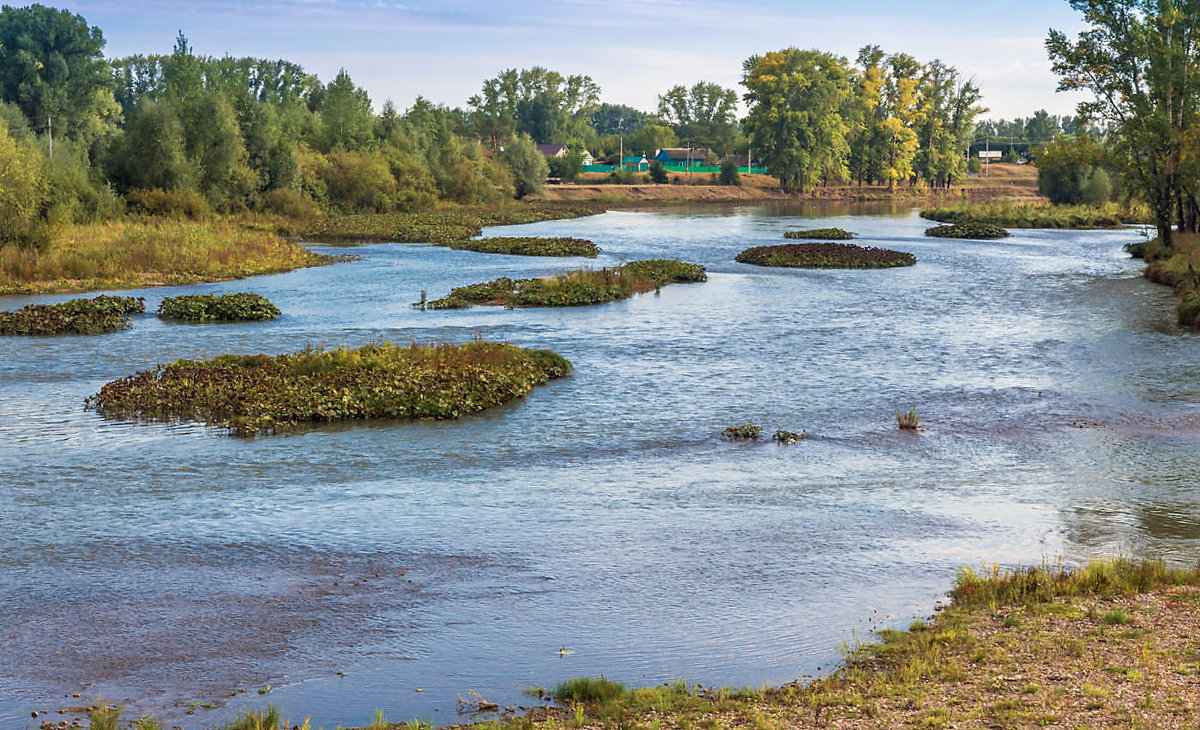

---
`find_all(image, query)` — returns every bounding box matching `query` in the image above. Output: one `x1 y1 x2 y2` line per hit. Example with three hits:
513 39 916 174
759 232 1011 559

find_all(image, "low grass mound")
924 222 1010 240
783 227 854 240
86 341 572 436
736 242 915 269
450 237 599 257
158 292 281 322
296 204 603 244
920 201 1147 229
422 260 706 309
0 294 145 335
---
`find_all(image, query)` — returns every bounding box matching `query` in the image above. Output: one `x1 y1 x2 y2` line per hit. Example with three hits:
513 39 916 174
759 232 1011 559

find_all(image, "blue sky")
68 0 1089 119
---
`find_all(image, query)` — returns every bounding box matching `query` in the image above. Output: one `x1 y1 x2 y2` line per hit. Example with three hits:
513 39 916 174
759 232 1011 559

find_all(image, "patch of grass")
89 703 123 730
721 424 762 441
86 341 572 436
554 677 627 703
450 237 600 257
783 227 854 240
158 292 281 322
920 201 1147 229
924 223 1010 240
1103 609 1132 626
422 260 706 309
736 242 915 269
0 294 145 335
772 429 809 444
219 705 282 730
0 220 334 296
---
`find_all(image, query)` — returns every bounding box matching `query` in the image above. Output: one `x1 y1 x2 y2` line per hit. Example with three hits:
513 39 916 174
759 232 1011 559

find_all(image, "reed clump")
86 341 572 436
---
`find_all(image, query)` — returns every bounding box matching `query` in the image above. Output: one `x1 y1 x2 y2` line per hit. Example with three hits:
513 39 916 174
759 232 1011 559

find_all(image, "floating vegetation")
783 227 854 240
86 341 572 436
158 293 281 322
923 223 1011 240
721 424 762 441
421 260 706 309
897 408 921 431
772 429 809 444
0 295 145 335
736 243 915 269
920 201 1147 229
449 237 600 257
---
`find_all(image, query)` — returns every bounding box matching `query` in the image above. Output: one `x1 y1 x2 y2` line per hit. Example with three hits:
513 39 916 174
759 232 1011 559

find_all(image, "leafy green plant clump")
783 227 854 240
721 424 762 441
86 341 572 436
450 236 600 257
920 201 1146 229
0 294 145 335
772 429 809 444
924 223 1010 240
158 293 281 322
736 242 915 269
422 260 706 309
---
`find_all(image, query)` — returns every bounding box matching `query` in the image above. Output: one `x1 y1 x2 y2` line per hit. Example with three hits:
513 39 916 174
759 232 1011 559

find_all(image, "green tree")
625 123 678 156
0 118 50 248
657 81 739 154
0 5 113 139
743 49 852 193
106 100 195 192
183 94 257 210
502 133 549 199
469 67 600 147
1048 0 1200 245
318 69 374 151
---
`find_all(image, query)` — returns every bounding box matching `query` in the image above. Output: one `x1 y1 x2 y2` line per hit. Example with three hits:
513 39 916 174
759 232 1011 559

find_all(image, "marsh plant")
0 294 144 335
737 242 915 269
449 236 599 257
772 429 809 444
721 424 763 441
158 292 281 322
923 223 1011 240
783 227 854 240
896 408 921 430
87 341 572 436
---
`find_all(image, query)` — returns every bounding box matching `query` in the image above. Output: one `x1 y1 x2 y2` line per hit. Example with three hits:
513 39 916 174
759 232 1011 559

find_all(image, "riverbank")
1138 233 1200 326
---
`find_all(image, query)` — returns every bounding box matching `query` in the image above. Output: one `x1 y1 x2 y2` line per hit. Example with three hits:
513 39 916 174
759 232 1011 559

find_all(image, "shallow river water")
2 203 1198 728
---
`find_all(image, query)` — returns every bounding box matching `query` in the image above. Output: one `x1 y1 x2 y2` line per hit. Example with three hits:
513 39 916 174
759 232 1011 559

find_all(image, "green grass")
1137 234 1200 326
736 242 916 269
0 294 145 335
783 227 854 240
86 341 572 436
554 677 628 703
449 236 600 257
422 260 706 309
219 705 283 730
295 203 605 244
924 222 1011 240
158 292 281 322
920 201 1148 229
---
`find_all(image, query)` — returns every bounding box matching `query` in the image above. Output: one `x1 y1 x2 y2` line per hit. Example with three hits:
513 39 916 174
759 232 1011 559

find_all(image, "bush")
719 158 740 186
649 161 668 184
1177 295 1200 327
260 188 320 219
783 228 854 240
86 341 572 436
126 188 210 219
924 223 1010 240
0 295 144 335
158 293 281 322
736 243 915 269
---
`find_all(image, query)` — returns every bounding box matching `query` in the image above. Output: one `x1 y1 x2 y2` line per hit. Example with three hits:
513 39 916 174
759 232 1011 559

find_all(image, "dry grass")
0 219 333 295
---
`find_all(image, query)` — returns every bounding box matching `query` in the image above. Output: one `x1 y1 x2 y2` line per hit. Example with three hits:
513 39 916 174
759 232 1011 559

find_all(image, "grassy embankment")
920 200 1149 229
1133 234 1200 326
422 260 706 309
86 341 572 436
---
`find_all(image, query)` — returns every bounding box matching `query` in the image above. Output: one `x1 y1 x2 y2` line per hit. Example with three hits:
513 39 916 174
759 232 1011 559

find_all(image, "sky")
66 0 1091 120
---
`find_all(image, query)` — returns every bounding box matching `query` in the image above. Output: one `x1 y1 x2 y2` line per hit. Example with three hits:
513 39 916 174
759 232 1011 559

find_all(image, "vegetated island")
293 203 606 245
920 201 1147 229
158 292 281 322
449 236 599 257
736 243 916 269
783 227 854 240
0 294 144 335
421 259 707 309
924 222 1011 240
85 341 571 436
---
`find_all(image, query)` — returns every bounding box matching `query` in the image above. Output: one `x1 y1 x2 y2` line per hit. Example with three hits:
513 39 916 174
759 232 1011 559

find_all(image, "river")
1 202 1195 728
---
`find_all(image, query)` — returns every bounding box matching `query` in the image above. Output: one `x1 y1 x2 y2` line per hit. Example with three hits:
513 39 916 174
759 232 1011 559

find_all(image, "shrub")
719 158 740 186
158 293 281 322
0 295 144 335
736 243 915 269
783 228 854 240
924 223 1010 240
86 341 572 436
126 188 210 219
721 424 762 441
649 161 668 184
260 188 320 219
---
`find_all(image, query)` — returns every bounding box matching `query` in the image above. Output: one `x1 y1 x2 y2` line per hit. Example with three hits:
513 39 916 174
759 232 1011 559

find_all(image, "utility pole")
619 135 623 173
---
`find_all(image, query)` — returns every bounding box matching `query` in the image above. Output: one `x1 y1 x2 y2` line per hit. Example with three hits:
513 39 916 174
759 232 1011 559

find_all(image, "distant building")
536 143 568 158
655 147 716 168
622 155 649 172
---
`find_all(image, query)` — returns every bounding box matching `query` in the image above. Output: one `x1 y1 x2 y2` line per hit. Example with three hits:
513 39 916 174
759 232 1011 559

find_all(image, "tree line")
0 4 990 249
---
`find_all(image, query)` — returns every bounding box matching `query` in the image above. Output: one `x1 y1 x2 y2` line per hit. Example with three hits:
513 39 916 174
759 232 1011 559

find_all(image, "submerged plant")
897 408 921 431
721 424 763 441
